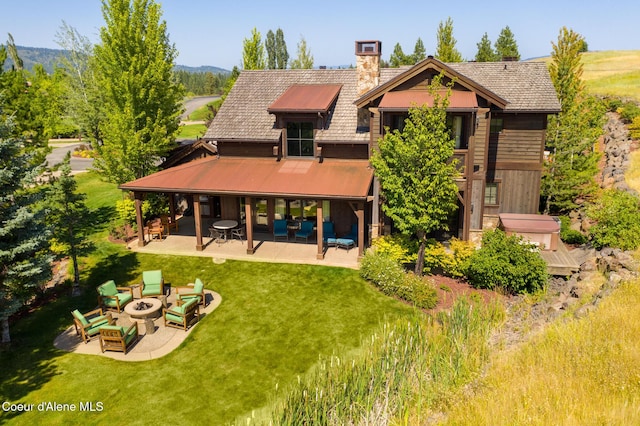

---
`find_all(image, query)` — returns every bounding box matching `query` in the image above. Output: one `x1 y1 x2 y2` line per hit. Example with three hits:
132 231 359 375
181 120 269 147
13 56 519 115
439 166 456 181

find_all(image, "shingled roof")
205 61 559 144
205 69 367 143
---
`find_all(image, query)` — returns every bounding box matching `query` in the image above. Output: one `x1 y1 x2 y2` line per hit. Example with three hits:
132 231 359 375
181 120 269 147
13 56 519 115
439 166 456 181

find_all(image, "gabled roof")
356 57 509 109
204 60 560 144
378 90 478 112
161 139 217 169
120 157 373 200
205 69 367 143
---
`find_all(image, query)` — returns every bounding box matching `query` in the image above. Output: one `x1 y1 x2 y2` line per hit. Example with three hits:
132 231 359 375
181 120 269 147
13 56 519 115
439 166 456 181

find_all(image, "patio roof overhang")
119 156 374 200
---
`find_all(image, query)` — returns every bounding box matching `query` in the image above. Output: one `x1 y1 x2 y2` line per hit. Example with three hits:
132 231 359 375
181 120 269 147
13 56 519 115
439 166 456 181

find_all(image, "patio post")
356 202 365 258
316 200 324 260
168 193 176 223
134 192 146 247
245 196 254 254
193 195 203 251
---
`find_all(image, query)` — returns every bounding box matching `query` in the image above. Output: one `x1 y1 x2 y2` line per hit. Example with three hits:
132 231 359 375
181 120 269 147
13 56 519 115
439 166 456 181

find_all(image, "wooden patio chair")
71 308 114 343
98 323 139 354
160 215 178 235
97 280 134 313
176 278 206 307
141 270 164 298
163 298 200 331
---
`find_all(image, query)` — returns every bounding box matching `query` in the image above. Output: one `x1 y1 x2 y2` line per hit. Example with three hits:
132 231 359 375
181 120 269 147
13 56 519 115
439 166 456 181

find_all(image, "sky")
1 0 639 70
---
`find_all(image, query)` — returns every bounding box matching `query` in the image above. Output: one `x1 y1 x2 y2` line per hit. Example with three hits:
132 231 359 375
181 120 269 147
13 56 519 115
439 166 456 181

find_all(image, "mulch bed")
426 274 503 313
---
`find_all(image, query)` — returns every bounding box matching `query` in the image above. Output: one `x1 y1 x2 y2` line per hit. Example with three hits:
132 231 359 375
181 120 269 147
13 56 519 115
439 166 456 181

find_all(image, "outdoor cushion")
143 270 163 285
142 270 164 296
72 309 89 326
193 278 204 293
142 284 162 296
165 299 197 323
102 292 133 307
98 280 118 296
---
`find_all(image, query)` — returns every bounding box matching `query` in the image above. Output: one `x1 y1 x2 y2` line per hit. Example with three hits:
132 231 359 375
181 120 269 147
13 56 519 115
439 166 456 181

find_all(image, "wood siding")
488 114 546 166
473 108 490 173
319 143 368 159
493 169 541 214
218 142 276 158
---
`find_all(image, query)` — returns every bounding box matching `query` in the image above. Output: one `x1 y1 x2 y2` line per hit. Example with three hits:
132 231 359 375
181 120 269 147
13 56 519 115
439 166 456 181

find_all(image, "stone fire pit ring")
124 297 163 320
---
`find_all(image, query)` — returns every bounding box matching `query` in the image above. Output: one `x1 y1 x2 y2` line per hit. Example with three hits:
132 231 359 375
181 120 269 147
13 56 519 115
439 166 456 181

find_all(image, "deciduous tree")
266 28 288 70
290 36 313 69
435 17 463 62
242 27 265 70
92 0 184 184
371 76 459 275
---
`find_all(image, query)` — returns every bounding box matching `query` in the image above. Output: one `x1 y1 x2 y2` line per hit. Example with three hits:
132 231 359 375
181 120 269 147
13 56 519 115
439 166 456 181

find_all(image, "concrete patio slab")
54 289 221 362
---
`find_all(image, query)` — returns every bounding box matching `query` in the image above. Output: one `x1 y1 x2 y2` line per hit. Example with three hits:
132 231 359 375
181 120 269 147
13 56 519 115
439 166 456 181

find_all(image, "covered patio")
125 212 361 269
119 156 373 263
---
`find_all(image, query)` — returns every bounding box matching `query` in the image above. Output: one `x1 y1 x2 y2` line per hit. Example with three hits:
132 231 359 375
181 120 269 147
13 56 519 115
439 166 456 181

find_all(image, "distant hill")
2 45 229 75
531 50 640 102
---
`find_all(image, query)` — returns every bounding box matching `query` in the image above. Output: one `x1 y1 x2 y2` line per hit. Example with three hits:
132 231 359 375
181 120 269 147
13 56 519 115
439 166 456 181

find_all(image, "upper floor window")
287 122 314 157
446 115 467 149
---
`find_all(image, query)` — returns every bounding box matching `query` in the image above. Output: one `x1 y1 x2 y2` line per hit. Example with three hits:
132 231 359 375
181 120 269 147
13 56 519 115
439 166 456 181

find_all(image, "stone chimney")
355 41 381 96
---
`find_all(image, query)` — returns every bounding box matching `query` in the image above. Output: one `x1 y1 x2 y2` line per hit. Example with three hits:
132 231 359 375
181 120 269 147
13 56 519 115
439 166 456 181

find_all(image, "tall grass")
263 297 504 425
441 279 640 425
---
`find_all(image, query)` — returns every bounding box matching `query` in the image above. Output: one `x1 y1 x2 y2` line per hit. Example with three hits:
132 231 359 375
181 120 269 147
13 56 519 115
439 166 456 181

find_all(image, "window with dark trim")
484 182 500 206
490 117 503 134
447 115 467 149
286 122 314 157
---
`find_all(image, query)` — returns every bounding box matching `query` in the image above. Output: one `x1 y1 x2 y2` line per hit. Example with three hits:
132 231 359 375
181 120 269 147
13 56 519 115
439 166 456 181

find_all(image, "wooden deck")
540 241 581 276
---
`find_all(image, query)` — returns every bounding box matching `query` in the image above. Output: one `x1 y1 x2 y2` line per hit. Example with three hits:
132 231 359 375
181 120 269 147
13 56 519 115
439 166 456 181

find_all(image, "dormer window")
287 122 314 157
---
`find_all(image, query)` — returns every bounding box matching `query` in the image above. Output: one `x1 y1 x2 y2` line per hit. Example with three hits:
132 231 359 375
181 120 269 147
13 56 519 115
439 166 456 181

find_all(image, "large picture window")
287 122 314 157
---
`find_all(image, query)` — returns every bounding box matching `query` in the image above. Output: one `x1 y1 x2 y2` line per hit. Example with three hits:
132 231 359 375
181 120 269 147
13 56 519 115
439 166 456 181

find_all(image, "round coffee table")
124 298 163 334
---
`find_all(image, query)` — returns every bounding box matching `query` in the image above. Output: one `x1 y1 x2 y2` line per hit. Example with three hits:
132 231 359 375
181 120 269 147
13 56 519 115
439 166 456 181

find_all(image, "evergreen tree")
290 36 313 69
435 17 463 62
92 0 184 184
242 27 265 70
389 42 408 67
495 26 520 61
475 32 498 62
0 114 52 343
412 37 426 63
46 153 92 296
265 29 276 70
542 27 604 213
371 76 459 275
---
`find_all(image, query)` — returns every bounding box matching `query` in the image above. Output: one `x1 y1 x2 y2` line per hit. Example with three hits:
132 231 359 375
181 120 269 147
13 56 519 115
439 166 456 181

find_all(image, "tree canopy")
290 36 313 69
371 76 459 275
475 32 498 62
435 18 463 62
266 28 288 69
494 26 520 61
542 27 604 213
92 0 184 184
242 27 265 70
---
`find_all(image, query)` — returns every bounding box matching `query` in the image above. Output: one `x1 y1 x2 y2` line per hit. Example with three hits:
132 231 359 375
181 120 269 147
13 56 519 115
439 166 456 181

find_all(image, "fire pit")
124 297 162 320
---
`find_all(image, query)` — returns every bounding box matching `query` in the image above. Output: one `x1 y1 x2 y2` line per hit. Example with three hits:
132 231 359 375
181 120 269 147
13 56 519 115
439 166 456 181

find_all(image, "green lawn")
0 173 417 425
177 123 207 140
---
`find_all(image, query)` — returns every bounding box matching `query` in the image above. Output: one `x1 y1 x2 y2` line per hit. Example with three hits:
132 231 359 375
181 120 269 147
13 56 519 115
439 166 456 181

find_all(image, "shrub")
360 250 437 309
629 115 640 140
371 234 418 264
116 198 137 225
423 238 474 277
558 215 587 245
618 101 640 123
587 189 640 250
463 229 548 294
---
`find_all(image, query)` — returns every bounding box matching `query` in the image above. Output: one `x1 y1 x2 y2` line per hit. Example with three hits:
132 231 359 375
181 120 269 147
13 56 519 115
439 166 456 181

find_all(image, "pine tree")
290 36 313 69
389 43 408 67
412 38 426 63
46 153 92 296
242 27 265 70
0 115 52 343
92 0 184 184
495 26 520 61
542 27 604 213
371 76 459 275
475 32 498 62
435 17 463 62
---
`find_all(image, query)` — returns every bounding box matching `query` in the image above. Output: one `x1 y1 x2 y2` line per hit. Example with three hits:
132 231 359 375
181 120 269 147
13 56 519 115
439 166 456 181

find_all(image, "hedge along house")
120 40 560 260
